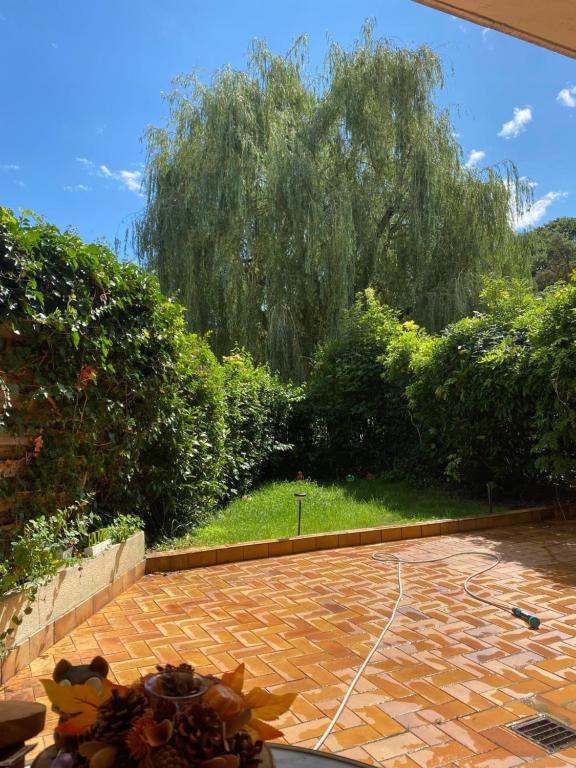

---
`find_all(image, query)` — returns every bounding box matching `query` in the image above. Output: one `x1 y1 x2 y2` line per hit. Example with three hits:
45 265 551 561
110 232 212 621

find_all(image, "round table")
271 745 369 768
30 744 370 768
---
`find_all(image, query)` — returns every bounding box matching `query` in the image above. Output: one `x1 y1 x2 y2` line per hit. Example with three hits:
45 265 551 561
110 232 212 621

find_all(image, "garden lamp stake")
294 492 306 536
486 481 496 514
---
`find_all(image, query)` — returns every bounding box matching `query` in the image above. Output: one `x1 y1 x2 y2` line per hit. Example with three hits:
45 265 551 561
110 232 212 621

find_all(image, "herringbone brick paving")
3 522 576 767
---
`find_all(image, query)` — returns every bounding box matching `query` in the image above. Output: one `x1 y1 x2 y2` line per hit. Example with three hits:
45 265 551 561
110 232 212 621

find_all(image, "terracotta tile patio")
3 521 576 767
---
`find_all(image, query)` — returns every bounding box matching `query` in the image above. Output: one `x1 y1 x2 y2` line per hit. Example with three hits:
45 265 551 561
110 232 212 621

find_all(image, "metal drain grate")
510 716 576 752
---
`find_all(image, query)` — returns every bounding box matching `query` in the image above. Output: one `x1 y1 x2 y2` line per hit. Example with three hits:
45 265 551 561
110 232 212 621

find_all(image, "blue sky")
1 0 574 254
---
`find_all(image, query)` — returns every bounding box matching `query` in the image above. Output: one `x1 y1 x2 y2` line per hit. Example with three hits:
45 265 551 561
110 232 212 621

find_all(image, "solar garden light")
294 492 306 536
486 481 496 514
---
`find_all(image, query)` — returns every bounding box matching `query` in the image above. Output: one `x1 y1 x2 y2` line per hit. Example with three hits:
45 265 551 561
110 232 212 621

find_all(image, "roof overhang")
413 0 576 58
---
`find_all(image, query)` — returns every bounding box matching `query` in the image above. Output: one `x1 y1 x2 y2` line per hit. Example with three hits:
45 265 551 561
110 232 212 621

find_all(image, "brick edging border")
145 505 564 574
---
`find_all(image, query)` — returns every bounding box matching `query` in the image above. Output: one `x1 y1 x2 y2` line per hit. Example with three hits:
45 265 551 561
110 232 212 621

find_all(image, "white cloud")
98 165 142 195
498 106 532 139
465 149 486 169
115 169 143 194
64 184 90 192
449 15 468 32
2 164 24 187
513 191 567 231
51 42 58 49
76 156 143 196
481 27 494 50
557 86 576 108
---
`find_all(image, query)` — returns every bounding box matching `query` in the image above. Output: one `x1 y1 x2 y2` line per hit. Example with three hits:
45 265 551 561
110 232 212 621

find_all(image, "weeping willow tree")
136 23 531 379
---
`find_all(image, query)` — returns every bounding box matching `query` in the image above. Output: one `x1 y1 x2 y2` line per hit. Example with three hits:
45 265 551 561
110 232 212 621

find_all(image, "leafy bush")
132 333 228 537
0 208 204 537
399 299 536 489
0 498 94 654
0 209 297 541
300 280 576 495
523 280 576 484
220 351 302 498
302 290 419 477
106 513 144 544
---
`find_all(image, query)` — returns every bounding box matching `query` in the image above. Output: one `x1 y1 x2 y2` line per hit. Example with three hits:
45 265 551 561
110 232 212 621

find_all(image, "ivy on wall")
0 208 298 544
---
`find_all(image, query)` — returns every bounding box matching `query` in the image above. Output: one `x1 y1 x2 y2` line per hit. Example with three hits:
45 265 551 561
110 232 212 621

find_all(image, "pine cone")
141 745 190 768
156 663 195 675
174 703 226 763
90 687 147 744
230 732 263 768
154 663 204 698
130 676 148 699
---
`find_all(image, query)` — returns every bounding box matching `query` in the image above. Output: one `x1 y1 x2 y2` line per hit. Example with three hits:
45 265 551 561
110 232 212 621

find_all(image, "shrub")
378 279 543 490
220 350 302 498
0 208 207 537
133 333 227 537
0 498 95 655
299 279 576 496
106 513 144 544
302 290 419 477
523 280 576 484
403 318 535 489
0 209 297 541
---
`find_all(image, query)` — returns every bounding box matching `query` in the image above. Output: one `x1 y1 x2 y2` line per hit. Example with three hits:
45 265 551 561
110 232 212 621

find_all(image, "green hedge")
0 209 297 540
220 350 301 498
301 290 418 477
302 280 576 493
392 284 536 488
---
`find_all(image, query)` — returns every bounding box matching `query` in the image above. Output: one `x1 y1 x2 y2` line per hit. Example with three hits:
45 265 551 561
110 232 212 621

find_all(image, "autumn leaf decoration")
203 663 297 741
41 678 124 735
42 661 297 768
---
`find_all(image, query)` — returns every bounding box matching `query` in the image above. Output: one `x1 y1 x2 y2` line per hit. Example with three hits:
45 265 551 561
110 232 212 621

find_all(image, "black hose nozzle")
512 607 540 629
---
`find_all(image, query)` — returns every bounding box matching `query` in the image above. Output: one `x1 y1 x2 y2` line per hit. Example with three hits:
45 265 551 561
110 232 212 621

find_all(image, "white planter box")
0 530 145 649
83 538 112 558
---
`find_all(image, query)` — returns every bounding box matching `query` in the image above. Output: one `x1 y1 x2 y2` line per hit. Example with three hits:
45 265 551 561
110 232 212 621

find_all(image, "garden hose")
313 549 541 750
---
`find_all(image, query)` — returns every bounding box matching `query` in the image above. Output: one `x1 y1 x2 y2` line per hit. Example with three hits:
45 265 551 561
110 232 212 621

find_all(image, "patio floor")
3 522 576 767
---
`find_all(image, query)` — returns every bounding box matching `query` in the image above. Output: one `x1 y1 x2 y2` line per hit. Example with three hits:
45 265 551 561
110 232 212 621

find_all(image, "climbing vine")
1 207 197 531
0 207 298 546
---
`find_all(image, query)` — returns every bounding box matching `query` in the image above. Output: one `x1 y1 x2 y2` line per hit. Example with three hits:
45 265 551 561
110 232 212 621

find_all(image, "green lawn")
163 479 504 549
